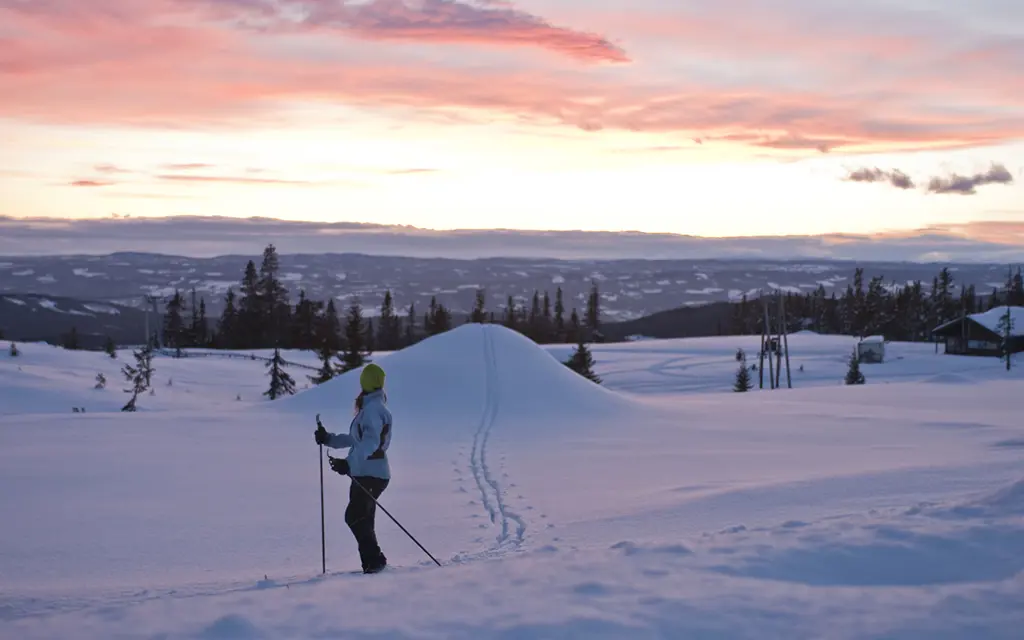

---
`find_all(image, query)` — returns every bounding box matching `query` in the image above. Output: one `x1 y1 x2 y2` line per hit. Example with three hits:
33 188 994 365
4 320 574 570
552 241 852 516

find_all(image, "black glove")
328 455 350 476
314 414 331 446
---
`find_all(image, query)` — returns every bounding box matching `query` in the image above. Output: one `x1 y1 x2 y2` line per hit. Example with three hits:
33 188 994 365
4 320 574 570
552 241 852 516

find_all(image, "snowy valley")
1 327 1023 639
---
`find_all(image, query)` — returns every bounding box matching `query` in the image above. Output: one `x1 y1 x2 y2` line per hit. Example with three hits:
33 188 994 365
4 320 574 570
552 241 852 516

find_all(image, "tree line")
730 265 1024 341
159 244 607 353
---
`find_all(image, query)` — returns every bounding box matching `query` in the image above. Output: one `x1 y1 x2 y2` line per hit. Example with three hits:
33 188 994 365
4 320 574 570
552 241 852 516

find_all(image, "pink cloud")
70 179 115 187
0 0 1022 154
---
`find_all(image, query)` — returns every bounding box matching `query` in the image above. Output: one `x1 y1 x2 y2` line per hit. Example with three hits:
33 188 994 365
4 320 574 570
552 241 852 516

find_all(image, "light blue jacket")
325 390 392 480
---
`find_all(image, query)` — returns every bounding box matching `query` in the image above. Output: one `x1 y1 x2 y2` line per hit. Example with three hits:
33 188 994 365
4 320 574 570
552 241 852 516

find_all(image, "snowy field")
2 327 1023 639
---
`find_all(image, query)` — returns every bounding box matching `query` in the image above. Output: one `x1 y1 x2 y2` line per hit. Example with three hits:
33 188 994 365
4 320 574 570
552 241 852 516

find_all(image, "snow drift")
275 323 636 436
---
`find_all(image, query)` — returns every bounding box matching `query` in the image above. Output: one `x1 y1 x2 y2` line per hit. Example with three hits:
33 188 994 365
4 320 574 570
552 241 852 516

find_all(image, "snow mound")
950 477 1024 517
921 372 977 385
275 324 635 435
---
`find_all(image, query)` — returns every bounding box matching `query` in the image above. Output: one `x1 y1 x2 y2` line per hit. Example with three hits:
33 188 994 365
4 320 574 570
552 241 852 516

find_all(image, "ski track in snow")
464 325 527 559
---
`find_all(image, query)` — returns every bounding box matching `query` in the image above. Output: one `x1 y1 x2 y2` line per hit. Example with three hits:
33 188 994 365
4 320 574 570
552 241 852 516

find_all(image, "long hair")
354 388 387 413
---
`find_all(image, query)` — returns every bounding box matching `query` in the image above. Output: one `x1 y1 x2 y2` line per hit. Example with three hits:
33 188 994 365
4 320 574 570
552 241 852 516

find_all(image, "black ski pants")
345 476 389 570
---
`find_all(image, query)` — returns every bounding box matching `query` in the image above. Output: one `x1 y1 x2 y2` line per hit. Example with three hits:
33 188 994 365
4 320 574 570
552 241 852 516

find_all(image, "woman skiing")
314 363 392 574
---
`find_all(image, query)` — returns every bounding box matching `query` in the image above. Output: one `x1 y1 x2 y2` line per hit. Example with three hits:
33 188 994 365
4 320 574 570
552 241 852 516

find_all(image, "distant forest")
155 244 605 354
730 266 1024 341
122 245 1024 352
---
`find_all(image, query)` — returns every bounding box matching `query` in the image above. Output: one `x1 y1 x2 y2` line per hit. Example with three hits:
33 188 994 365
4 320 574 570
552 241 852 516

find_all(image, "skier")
314 363 392 574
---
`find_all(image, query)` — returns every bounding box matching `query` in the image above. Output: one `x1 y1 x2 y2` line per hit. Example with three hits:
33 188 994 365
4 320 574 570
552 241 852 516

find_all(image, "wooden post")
763 298 775 389
774 297 783 390
781 293 792 388
758 320 766 389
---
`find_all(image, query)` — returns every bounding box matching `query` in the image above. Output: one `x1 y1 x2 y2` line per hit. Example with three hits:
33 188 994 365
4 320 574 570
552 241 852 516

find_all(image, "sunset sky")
1 0 1022 239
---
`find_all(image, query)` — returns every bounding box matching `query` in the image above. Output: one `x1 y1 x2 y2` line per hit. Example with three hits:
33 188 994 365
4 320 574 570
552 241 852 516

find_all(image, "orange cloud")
70 179 115 187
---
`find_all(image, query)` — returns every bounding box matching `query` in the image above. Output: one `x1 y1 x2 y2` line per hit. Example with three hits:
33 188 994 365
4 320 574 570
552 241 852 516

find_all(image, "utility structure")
757 289 793 389
142 294 161 348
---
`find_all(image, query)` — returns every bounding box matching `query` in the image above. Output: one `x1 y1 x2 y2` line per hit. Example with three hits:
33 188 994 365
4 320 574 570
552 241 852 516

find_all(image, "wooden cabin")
932 306 1024 356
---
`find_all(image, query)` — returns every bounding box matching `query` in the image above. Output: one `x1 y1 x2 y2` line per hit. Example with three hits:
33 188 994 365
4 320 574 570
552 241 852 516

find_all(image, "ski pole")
340 459 442 567
317 438 325 573
315 413 323 573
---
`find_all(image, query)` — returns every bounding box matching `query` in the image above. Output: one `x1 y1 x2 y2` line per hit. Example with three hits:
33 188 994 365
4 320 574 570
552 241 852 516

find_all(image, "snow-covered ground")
1 328 1023 639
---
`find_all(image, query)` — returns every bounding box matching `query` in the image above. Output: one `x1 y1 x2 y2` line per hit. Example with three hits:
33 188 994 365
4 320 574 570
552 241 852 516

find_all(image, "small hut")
857 336 885 363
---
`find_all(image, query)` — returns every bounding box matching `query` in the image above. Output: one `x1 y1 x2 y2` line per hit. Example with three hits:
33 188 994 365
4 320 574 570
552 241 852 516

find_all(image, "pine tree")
378 290 401 350
163 290 185 354
292 290 319 350
504 295 517 329
188 288 200 347
564 334 601 383
237 260 262 348
258 244 291 347
62 326 80 350
553 287 565 342
315 298 342 352
566 307 581 345
218 288 239 348
104 336 117 358
264 347 296 400
95 372 106 389
365 318 377 356
121 346 153 411
733 354 753 392
9 342 19 357
844 348 865 385
470 289 487 323
997 304 1015 371
310 340 338 385
540 290 552 343
196 297 209 346
405 303 417 346
337 299 370 373
585 281 603 342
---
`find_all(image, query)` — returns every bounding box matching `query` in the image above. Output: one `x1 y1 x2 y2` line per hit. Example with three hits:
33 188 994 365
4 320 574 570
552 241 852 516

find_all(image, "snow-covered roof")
860 335 885 343
934 306 1024 337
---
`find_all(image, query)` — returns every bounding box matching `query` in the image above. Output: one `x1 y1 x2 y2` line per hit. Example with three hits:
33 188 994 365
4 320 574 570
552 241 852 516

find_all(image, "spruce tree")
264 347 296 400
310 340 338 385
315 298 342 352
258 244 291 347
378 290 401 350
218 288 239 349
733 354 753 392
9 342 19 357
337 299 370 373
188 288 200 347
95 372 106 389
196 296 209 346
104 336 117 358
62 326 80 350
292 290 319 350
470 289 487 323
566 307 581 345
405 303 417 346
585 281 604 342
504 295 517 329
121 346 153 411
163 290 185 354
565 334 601 383
237 259 262 348
844 348 865 385
553 287 565 342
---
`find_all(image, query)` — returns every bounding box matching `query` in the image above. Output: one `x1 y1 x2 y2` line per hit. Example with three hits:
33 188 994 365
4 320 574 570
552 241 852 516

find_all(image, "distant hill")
601 301 736 341
0 294 153 348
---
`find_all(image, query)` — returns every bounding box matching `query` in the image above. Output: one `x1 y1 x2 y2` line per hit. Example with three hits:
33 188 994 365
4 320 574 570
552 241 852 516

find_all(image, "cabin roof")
933 306 1024 338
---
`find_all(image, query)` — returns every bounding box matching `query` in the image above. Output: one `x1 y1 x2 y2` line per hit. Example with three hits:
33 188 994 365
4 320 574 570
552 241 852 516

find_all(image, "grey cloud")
844 167 916 190
2 215 1024 263
927 163 1014 195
